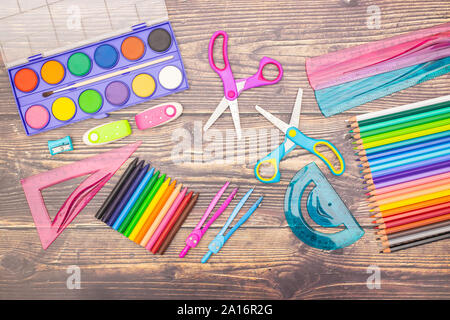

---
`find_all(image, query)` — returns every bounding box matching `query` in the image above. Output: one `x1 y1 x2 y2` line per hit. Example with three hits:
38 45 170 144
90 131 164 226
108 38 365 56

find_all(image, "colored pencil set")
348 95 450 253
95 157 199 255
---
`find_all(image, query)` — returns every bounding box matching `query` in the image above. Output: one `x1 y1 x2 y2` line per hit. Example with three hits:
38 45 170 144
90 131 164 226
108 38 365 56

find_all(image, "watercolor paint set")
0 0 188 135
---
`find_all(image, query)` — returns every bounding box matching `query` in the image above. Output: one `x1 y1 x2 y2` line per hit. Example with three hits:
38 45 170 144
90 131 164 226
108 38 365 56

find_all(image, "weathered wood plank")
0 228 448 299
0 0 449 300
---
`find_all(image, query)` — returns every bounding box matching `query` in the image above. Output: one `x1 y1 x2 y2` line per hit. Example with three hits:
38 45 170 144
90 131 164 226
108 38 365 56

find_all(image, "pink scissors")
204 30 283 140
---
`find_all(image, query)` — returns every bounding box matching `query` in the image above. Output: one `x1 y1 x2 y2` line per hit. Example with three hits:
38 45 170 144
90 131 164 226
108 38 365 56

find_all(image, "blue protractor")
284 162 364 250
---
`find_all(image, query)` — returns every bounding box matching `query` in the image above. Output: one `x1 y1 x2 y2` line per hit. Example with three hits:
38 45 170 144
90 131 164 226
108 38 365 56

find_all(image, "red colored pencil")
148 191 193 253
375 207 450 229
376 213 450 235
372 202 450 223
152 193 198 254
370 195 450 215
371 201 450 219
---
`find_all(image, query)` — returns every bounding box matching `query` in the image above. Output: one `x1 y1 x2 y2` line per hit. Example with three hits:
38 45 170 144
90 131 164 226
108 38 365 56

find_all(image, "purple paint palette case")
0 0 188 136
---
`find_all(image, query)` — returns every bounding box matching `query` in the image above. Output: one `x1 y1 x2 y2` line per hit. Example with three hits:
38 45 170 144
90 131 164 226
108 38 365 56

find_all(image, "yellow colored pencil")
374 189 450 212
368 183 450 206
129 178 171 241
139 184 182 246
134 180 177 244
357 124 450 149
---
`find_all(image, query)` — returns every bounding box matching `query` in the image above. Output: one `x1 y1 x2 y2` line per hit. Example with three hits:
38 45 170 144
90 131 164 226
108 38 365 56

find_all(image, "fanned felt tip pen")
154 193 198 254
202 191 263 264
106 163 150 226
111 167 155 229
100 160 145 222
95 158 138 220
179 182 237 258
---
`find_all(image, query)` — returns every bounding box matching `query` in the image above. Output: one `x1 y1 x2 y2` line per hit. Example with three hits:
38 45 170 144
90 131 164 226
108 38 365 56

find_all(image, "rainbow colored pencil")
348 95 450 252
95 158 199 255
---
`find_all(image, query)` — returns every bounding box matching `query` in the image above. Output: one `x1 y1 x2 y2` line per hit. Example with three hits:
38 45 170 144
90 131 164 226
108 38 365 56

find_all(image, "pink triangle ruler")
21 141 141 249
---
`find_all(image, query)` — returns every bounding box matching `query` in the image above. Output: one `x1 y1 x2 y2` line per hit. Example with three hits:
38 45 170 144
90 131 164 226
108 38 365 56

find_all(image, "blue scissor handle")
286 127 345 176
254 127 345 183
254 139 291 184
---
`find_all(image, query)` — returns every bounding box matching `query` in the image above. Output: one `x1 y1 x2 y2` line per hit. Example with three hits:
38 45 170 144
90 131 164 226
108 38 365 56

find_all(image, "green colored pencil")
358 118 450 144
357 124 450 149
117 170 160 233
123 173 166 237
357 131 450 154
349 97 450 127
354 108 450 137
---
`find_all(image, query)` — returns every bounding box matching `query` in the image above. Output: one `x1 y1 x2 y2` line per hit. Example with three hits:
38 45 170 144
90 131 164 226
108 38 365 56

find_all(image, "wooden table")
0 0 448 300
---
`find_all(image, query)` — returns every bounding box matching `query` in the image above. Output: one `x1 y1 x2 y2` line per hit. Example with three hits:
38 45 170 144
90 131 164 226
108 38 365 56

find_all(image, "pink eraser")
135 102 183 130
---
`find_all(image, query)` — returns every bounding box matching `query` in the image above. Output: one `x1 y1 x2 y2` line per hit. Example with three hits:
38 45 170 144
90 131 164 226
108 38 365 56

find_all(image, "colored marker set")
348 95 450 253
180 182 264 263
0 0 187 135
95 158 198 255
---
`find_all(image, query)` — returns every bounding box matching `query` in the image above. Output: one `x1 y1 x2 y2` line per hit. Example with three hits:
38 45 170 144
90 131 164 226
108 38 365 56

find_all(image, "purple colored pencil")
369 154 450 179
371 160 450 184
372 164 450 189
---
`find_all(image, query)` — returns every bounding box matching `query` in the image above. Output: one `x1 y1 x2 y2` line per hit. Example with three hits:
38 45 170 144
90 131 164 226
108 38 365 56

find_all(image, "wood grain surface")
0 0 449 300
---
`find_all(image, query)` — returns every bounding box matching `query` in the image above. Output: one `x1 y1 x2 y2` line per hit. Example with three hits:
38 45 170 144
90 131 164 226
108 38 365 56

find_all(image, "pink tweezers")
179 182 237 258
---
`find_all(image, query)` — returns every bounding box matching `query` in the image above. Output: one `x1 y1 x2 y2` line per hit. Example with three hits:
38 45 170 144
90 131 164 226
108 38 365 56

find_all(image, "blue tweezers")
201 188 263 263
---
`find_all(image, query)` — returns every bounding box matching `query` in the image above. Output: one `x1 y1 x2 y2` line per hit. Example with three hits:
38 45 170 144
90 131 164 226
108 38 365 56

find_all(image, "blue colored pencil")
367 154 450 179
106 164 150 226
364 155 450 179
366 135 450 161
365 146 450 172
371 165 450 189
100 160 145 222
112 167 155 230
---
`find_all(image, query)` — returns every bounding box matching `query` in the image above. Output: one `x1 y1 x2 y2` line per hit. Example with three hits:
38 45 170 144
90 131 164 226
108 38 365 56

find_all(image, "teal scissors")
254 88 345 183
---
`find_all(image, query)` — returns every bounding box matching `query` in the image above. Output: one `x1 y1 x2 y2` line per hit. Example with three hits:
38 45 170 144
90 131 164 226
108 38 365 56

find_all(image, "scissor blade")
284 139 296 153
289 88 303 128
204 96 230 132
229 99 242 140
255 105 290 133
235 80 245 94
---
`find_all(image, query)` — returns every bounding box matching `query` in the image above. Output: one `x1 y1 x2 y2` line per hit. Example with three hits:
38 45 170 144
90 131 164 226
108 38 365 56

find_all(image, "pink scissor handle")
242 57 284 91
208 30 238 100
